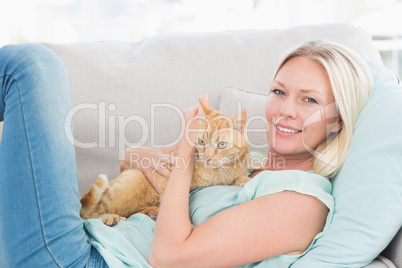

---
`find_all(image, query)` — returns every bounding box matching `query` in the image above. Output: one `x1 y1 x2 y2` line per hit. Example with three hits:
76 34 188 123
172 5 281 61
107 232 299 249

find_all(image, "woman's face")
265 56 341 158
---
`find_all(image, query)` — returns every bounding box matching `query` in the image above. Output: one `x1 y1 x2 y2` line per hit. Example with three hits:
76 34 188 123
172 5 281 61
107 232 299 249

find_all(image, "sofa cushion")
292 60 402 267
219 60 402 267
37 24 381 196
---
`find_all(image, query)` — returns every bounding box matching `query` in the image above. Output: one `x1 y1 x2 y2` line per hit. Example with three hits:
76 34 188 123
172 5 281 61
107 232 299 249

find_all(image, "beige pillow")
218 87 268 154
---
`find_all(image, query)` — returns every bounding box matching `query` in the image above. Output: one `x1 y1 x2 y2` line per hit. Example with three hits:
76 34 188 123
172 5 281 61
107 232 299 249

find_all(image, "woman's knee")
0 43 69 122
0 43 66 80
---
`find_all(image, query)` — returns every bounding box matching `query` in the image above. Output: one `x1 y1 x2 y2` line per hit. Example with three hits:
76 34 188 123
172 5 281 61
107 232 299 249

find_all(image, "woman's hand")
120 144 179 193
121 146 176 175
119 95 209 192
179 105 200 150
179 94 210 152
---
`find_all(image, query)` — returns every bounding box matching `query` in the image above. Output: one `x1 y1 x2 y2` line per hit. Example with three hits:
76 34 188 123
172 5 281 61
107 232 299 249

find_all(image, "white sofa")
1 23 401 267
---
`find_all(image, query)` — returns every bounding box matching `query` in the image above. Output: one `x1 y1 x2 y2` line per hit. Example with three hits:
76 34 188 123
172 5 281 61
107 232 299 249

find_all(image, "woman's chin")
269 146 309 158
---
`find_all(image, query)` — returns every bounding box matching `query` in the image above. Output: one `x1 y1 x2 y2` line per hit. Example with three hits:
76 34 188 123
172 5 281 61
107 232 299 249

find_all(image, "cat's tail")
79 174 109 219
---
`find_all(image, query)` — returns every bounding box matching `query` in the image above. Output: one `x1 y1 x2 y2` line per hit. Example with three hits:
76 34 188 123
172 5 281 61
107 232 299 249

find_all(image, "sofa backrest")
29 23 381 195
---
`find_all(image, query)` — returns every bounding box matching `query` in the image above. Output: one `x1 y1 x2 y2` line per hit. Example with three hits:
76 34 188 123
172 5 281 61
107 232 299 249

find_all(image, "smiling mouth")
275 125 302 134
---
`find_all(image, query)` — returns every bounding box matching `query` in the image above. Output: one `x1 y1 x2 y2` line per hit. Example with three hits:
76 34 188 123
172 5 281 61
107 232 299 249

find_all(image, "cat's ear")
233 109 247 132
198 97 213 116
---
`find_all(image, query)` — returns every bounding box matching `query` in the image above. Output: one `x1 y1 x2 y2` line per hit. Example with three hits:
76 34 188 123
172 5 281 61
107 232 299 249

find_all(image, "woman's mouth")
275 124 302 136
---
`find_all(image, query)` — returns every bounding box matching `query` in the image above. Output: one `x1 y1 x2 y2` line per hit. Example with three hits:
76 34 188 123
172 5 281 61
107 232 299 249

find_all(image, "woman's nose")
280 99 297 119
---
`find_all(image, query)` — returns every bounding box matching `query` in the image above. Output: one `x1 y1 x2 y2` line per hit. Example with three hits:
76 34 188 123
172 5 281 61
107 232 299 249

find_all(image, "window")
1 0 401 77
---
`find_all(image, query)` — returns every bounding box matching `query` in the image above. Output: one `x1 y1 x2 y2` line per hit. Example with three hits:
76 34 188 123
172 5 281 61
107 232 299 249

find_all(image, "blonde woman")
0 40 372 267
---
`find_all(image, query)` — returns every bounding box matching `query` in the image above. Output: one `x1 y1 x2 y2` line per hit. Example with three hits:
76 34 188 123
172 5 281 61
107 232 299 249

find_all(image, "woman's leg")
0 44 93 267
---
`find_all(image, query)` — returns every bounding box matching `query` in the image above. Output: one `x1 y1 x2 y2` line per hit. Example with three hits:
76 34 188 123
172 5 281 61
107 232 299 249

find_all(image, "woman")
0 40 372 267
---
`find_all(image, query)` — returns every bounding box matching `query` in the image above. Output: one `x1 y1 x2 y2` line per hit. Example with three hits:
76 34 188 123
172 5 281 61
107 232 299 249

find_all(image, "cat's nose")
204 156 211 162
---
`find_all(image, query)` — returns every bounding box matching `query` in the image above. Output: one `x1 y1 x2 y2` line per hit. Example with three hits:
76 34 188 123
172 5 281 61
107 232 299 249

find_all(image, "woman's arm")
150 105 199 260
148 104 329 267
150 188 328 267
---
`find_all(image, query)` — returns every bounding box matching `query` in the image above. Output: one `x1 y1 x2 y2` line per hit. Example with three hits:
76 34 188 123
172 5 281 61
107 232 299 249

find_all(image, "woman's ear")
329 120 343 134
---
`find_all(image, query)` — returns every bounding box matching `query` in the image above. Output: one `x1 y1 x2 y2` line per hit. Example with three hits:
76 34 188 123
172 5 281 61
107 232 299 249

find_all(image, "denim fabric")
0 43 106 267
87 247 109 268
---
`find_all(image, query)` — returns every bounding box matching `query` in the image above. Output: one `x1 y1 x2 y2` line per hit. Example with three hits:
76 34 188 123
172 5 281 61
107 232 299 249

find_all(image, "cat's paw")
101 214 126 226
233 176 251 187
147 209 159 220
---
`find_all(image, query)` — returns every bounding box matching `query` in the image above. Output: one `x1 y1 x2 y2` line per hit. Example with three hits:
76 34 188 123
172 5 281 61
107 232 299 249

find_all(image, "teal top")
84 154 334 268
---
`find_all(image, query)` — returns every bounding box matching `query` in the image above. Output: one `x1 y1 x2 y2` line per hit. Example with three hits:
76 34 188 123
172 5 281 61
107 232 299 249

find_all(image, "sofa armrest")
364 256 397 268
382 227 402 268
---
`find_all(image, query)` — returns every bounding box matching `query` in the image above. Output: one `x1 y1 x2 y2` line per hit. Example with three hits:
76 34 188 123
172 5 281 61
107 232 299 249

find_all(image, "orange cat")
80 99 253 226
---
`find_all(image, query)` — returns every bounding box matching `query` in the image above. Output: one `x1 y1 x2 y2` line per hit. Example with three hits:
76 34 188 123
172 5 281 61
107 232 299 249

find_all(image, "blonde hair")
273 40 373 178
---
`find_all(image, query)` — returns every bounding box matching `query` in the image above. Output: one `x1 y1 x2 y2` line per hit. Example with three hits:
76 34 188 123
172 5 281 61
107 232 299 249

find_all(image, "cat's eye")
217 142 227 149
198 138 205 145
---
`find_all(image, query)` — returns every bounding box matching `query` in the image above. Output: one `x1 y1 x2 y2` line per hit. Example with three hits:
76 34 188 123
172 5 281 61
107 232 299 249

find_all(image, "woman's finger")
184 105 199 121
156 165 172 178
201 94 210 107
157 153 176 165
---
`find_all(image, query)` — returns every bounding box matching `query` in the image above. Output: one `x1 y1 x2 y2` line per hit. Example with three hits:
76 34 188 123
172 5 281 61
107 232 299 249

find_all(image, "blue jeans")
0 44 108 267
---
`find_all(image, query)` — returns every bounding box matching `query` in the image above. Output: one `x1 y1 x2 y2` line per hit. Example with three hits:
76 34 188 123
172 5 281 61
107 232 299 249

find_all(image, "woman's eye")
217 142 227 149
305 97 318 104
198 138 205 145
272 89 285 95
